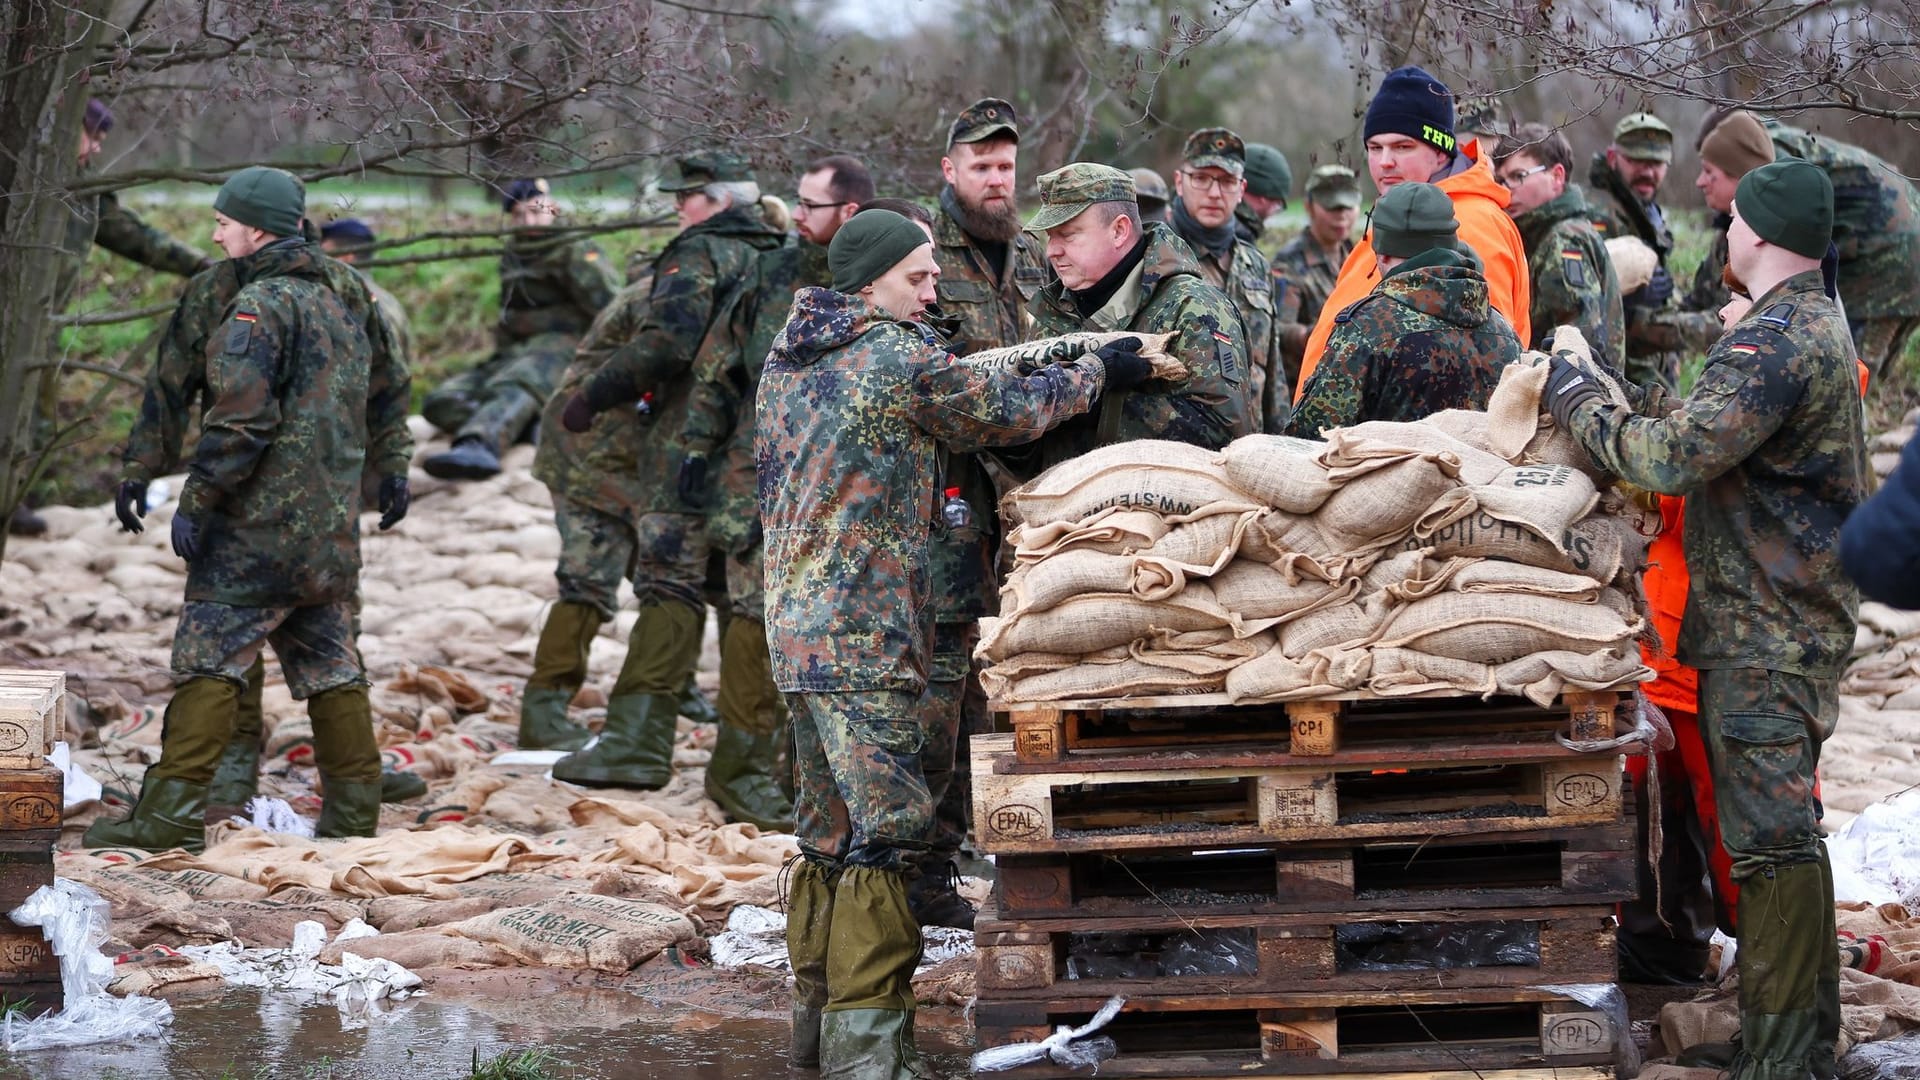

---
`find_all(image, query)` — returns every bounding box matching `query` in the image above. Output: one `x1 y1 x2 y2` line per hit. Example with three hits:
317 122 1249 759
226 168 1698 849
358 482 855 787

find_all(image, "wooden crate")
0 670 63 769
974 985 1622 1075
971 732 1623 856
992 817 1637 919
1000 690 1621 764
0 849 54 911
0 916 60 988
975 902 1616 996
0 766 62 845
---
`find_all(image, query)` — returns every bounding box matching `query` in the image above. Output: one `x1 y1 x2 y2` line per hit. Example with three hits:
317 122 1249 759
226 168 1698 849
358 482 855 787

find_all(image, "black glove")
1639 263 1674 307
1093 336 1152 389
170 512 202 562
377 475 410 531
1544 354 1603 430
115 479 148 534
676 454 708 509
560 394 596 434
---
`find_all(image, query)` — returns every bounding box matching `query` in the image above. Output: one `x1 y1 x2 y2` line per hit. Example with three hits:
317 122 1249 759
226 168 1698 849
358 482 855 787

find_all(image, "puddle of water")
0 987 975 1079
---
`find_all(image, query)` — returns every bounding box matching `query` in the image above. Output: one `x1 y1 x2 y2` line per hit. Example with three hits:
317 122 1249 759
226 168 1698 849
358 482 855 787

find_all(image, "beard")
949 185 1022 243
1722 260 1749 299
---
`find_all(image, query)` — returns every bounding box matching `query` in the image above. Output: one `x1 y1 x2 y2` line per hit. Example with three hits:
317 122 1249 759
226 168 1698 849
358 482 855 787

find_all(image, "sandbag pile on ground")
979 356 1656 707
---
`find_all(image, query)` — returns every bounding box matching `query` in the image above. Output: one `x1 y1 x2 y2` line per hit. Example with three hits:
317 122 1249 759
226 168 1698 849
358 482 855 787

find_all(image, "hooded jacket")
756 288 1103 694
1295 141 1530 396
1286 246 1521 437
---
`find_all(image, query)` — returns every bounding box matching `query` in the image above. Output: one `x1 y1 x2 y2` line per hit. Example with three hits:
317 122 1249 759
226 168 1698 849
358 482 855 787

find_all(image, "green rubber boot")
551 693 678 789
822 865 927 1079
1730 859 1840 1080
678 676 719 726
380 767 428 803
519 600 606 750
704 723 795 831
787 858 837 1069
207 655 268 810
309 684 383 838
82 776 208 854
519 687 592 751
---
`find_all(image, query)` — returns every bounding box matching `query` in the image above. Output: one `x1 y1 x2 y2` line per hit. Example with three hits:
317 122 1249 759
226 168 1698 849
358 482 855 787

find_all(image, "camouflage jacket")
929 191 1050 355
56 182 209 311
1273 229 1348 389
1286 247 1521 437
176 239 372 608
1565 270 1867 677
1585 155 1675 265
495 229 619 347
1024 221 1255 473
681 241 831 550
532 269 655 516
367 277 414 363
1513 187 1626 365
756 287 1104 694
125 253 411 486
1183 230 1283 434
1770 123 1920 321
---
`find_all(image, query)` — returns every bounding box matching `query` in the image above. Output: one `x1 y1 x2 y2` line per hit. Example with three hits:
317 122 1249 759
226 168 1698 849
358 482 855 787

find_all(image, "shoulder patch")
224 311 258 354
1756 302 1794 330
1560 249 1588 289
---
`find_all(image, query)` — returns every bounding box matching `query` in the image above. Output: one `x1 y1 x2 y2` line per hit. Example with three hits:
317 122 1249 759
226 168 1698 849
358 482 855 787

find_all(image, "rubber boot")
679 675 719 726
82 776 209 854
88 675 236 851
717 617 782 737
787 858 837 1069
425 386 540 479
704 723 795 831
551 693 678 788
308 684 383 838
207 655 268 812
907 858 976 931
1729 859 1838 1080
5 504 47 538
421 435 504 480
518 600 605 750
380 767 427 802
822 865 928 1079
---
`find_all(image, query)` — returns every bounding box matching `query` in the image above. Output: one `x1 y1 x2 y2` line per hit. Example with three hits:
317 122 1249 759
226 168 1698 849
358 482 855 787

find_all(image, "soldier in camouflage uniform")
1587 112 1683 390
320 219 414 361
760 209 1143 1075
421 178 619 480
550 153 786 790
1130 167 1171 224
86 169 384 853
1273 165 1360 395
1495 124 1626 364
113 211 419 815
1546 160 1864 1080
1024 163 1255 472
1170 129 1283 431
1234 142 1292 245
671 154 875 829
1287 182 1520 437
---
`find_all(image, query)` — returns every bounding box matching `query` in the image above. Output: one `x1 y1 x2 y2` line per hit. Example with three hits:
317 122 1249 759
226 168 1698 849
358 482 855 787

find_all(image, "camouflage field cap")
1028 163 1137 231
1182 127 1246 177
1304 164 1362 210
1129 167 1171 206
1456 97 1505 136
1612 112 1675 163
949 97 1020 149
658 151 755 192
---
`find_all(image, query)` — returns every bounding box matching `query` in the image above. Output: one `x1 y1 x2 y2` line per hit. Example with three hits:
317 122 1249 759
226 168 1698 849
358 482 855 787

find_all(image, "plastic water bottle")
941 487 972 530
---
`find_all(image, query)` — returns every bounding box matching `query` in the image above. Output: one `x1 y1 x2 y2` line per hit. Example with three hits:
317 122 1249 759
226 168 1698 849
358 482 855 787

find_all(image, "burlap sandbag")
1220 434 1337 513
1397 509 1632 582
1607 236 1658 293
1001 549 1137 614
1009 506 1168 562
978 651 1084 700
1279 599 1387 657
1226 643 1372 702
442 892 700 972
1385 557 1606 605
1129 508 1265 598
1254 453 1463 567
1424 410 1504 459
1373 590 1643 664
978 581 1239 660
1492 649 1651 706
1466 464 1601 546
1007 440 1241 526
1324 422 1510 486
1483 358 1550 461
1003 630 1272 701
1369 647 1497 697
1211 559 1358 623
965 331 1185 381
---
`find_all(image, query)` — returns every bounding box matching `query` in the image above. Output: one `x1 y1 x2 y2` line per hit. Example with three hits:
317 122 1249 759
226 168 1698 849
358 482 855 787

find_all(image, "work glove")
377 475 410 531
1635 263 1674 308
170 512 203 563
1093 336 1152 390
676 454 708 509
1544 353 1603 431
115 479 149 534
560 393 596 434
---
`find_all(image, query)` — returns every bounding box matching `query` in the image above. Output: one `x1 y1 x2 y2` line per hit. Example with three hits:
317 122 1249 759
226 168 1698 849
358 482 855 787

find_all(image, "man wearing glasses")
1495 123 1625 363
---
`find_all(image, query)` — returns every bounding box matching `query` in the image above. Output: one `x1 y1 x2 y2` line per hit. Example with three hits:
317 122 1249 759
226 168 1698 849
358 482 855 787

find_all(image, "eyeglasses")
796 199 852 213
1179 170 1238 195
1496 164 1549 188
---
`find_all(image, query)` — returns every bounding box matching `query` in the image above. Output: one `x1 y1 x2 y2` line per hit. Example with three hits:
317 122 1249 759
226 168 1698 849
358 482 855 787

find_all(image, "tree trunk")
0 0 111 563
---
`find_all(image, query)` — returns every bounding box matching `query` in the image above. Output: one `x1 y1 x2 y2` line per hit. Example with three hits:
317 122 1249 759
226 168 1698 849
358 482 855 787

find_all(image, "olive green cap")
1734 159 1833 260
1028 163 1137 232
1243 143 1292 205
1371 181 1458 258
948 97 1020 149
214 166 306 238
1612 112 1674 163
1305 164 1362 211
1182 127 1246 178
829 209 933 293
658 151 755 192
1129 167 1170 206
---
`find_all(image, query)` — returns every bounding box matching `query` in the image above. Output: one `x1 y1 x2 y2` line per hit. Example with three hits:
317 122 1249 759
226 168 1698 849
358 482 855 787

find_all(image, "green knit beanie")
1243 143 1293 205
214 166 306 238
1371 181 1458 258
829 210 930 293
1735 159 1832 260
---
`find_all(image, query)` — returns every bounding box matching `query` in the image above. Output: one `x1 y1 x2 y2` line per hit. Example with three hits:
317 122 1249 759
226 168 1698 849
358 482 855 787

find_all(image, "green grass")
470 1047 557 1080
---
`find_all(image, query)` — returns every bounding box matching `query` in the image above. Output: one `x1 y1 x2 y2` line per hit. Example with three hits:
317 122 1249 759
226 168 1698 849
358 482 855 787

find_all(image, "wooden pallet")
992 817 1637 919
1001 690 1621 764
971 732 1622 855
975 902 1616 997
974 985 1621 1075
0 670 63 770
0 766 63 850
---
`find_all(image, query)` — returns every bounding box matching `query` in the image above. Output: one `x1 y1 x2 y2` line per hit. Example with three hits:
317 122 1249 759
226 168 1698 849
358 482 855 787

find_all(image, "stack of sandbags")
978 354 1656 707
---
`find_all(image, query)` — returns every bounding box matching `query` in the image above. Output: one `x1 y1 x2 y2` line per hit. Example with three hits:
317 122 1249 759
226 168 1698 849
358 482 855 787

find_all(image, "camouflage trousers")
171 599 365 700
553 498 637 619
786 689 932 873
916 622 985 867
634 511 712 613
1852 316 1920 380
421 332 577 436
724 543 764 622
